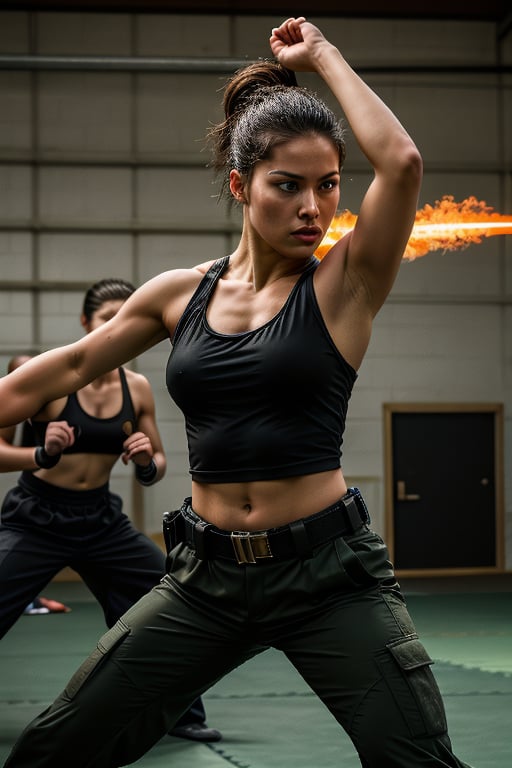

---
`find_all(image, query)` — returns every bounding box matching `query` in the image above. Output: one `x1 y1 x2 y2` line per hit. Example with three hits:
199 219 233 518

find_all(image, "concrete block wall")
0 10 511 569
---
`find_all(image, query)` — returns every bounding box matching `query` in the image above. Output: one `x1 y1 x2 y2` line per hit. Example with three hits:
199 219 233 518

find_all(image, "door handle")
396 480 421 501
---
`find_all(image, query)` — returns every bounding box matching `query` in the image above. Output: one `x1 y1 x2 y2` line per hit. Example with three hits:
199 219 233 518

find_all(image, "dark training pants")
0 472 207 727
3 495 473 768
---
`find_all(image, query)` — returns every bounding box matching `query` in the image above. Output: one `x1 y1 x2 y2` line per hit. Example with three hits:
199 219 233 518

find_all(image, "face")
81 298 126 333
231 134 340 260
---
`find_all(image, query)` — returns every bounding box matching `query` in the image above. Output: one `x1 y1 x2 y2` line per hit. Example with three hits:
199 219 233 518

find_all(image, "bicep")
344 161 421 312
61 300 169 390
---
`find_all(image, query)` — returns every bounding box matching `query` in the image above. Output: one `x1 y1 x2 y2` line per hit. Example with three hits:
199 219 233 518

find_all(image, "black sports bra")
32 367 137 455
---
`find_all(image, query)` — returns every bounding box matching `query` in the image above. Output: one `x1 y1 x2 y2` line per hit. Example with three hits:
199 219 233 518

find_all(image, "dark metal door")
388 408 499 570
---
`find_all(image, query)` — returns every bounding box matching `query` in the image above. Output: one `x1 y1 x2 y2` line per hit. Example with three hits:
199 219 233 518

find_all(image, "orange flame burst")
315 196 512 261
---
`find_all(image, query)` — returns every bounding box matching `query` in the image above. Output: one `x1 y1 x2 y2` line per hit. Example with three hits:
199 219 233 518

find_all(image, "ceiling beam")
0 1 509 23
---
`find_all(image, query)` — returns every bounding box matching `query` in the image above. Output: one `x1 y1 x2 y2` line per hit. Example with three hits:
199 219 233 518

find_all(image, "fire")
315 196 512 261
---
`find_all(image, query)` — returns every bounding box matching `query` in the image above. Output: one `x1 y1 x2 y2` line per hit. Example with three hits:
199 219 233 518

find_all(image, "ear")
80 313 90 332
229 169 247 204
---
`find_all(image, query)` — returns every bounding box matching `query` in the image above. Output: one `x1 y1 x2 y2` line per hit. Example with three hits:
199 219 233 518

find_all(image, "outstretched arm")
0 274 176 429
270 17 423 314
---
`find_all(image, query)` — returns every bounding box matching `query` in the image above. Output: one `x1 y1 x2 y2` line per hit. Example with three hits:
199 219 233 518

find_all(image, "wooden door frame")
383 402 505 577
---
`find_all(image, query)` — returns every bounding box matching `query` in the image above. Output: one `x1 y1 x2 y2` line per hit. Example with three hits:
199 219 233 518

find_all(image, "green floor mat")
1 586 511 767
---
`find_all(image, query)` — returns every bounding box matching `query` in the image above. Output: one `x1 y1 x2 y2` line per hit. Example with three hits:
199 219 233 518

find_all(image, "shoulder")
123 367 152 394
137 261 217 298
127 261 218 327
123 368 155 413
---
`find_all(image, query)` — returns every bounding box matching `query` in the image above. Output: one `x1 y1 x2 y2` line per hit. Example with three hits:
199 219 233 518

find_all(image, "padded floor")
1 583 511 767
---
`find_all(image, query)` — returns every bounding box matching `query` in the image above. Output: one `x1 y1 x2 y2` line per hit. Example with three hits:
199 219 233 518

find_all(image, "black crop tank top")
166 256 357 483
32 367 137 455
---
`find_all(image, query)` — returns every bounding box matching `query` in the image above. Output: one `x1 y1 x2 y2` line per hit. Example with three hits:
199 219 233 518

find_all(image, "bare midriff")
36 453 118 492
191 468 348 532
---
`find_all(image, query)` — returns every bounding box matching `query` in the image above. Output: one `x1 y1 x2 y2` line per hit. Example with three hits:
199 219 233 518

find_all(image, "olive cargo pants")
3 500 473 768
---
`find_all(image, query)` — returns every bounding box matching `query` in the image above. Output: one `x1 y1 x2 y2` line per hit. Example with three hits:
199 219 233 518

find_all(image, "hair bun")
223 59 298 120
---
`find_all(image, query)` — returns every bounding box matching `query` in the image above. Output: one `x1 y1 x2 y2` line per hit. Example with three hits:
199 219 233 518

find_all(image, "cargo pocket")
334 535 379 588
64 620 130 699
375 635 448 738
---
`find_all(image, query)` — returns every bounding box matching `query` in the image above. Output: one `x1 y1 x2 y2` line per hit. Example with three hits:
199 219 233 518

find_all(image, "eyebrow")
267 170 339 180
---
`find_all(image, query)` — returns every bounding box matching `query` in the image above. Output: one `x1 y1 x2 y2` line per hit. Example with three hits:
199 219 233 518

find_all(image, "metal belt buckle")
230 531 273 565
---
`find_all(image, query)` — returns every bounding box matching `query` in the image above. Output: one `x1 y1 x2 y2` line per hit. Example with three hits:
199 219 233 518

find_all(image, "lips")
292 227 322 245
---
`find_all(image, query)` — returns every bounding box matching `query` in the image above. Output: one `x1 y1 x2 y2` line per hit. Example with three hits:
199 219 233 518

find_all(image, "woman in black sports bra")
0 16 472 768
0 278 220 744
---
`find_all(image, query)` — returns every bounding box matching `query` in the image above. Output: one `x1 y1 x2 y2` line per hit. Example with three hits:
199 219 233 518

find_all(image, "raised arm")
270 18 423 314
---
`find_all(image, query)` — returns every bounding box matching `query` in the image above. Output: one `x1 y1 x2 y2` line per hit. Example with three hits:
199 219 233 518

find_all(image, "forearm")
0 444 38 473
0 347 80 428
152 451 166 483
313 43 419 173
270 19 420 178
0 321 156 429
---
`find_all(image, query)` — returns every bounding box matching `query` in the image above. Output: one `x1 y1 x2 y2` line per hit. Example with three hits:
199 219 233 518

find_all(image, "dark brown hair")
82 278 135 322
208 59 346 201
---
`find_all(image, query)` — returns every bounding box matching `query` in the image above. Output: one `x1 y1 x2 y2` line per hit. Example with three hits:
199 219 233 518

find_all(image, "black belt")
178 487 370 565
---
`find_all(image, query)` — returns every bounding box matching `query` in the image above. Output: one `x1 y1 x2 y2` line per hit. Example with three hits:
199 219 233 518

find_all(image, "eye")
278 180 299 193
320 179 338 191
